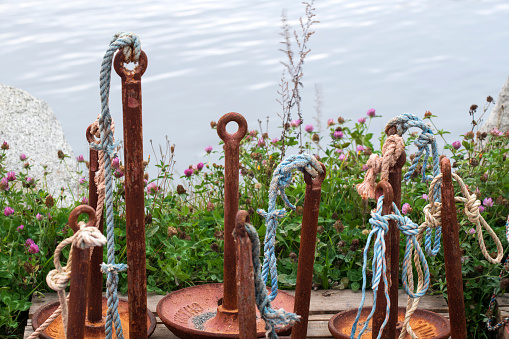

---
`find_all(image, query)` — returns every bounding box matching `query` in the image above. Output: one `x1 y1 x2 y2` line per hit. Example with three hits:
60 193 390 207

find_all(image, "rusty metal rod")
440 157 467 338
372 126 406 338
387 140 406 338
114 49 149 339
217 112 248 311
372 180 394 339
67 205 97 339
86 125 105 324
235 210 257 339
290 162 326 339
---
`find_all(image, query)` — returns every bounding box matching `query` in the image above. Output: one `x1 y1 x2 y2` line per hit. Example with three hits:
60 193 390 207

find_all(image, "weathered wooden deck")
23 289 458 338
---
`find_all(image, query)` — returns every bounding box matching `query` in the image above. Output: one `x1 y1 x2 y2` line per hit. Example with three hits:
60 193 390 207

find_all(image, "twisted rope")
90 115 116 230
385 113 440 189
237 222 300 338
427 173 503 264
399 172 504 337
257 153 323 301
28 222 106 339
356 135 405 200
90 32 140 339
385 113 442 256
351 195 429 339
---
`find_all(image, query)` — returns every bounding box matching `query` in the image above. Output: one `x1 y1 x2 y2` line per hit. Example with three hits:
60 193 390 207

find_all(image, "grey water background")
2 0 509 177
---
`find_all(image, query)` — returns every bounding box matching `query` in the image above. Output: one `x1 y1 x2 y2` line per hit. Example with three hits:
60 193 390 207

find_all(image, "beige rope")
90 115 115 230
356 135 405 199
399 172 503 338
28 222 106 339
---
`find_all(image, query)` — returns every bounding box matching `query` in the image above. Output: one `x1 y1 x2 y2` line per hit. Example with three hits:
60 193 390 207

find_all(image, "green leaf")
351 282 360 291
146 225 159 238
347 270 363 282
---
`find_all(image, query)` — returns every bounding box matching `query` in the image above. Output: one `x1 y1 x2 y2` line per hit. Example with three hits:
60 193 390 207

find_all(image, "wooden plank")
285 289 449 314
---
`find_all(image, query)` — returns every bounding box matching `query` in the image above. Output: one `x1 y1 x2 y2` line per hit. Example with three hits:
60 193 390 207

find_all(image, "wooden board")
24 290 450 338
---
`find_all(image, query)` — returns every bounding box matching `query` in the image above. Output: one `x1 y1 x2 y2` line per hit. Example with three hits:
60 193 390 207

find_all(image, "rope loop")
257 153 323 301
425 172 503 264
96 31 141 339
385 113 440 191
243 222 300 338
351 195 429 339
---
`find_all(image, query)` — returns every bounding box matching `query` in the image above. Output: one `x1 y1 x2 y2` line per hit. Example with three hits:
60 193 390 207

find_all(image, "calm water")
2 0 509 176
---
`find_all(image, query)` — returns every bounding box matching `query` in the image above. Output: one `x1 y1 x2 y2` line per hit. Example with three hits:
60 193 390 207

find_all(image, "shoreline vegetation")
1 106 508 338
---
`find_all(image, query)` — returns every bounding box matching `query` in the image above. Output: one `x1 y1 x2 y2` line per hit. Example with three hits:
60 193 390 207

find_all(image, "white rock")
0 84 81 206
480 76 509 134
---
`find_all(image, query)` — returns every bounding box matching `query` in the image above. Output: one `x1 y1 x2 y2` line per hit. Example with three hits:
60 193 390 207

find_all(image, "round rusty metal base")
156 283 295 338
328 307 450 339
31 297 156 338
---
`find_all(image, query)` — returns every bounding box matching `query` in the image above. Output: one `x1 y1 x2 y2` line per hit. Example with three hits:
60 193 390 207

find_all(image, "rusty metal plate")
156 283 295 338
31 297 156 338
328 307 450 339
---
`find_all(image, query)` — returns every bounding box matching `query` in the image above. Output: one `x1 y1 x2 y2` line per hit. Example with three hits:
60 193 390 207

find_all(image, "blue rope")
350 195 430 339
257 153 322 301
93 32 141 339
241 222 300 338
386 113 442 256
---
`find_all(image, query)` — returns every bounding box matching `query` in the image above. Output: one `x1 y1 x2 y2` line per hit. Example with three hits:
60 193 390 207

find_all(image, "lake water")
2 0 509 176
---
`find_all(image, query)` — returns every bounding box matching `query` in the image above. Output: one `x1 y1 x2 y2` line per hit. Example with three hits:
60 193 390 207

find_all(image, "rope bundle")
90 31 140 339
237 222 300 338
385 113 443 258
356 135 405 200
257 153 323 301
29 222 106 339
351 195 429 339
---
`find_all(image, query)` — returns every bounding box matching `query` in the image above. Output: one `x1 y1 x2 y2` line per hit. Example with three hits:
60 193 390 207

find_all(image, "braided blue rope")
242 222 300 338
257 153 322 301
386 113 442 256
351 196 390 339
91 32 140 339
350 195 430 339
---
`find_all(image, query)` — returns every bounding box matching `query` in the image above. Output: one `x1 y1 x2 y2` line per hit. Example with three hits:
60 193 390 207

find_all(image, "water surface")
2 0 509 175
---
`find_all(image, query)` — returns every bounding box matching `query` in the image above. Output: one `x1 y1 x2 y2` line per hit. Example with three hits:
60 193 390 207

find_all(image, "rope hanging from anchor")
257 153 323 301
28 222 106 339
356 134 405 200
236 222 300 338
350 195 429 339
399 172 504 338
90 31 141 339
385 113 443 256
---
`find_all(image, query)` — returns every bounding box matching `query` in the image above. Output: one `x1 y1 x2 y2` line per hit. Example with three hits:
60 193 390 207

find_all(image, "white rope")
29 221 106 339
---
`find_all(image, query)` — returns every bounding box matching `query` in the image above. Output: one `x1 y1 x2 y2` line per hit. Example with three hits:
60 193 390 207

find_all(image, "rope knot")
463 195 481 223
74 223 107 249
257 208 287 222
46 269 71 292
100 263 128 274
110 32 141 63
356 135 404 199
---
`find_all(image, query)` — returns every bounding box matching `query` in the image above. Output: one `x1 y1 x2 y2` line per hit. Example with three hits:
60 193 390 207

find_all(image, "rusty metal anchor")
157 112 294 338
328 127 451 338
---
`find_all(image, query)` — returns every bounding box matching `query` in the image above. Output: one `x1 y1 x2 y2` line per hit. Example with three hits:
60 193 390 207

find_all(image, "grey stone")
480 76 509 134
0 84 81 206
